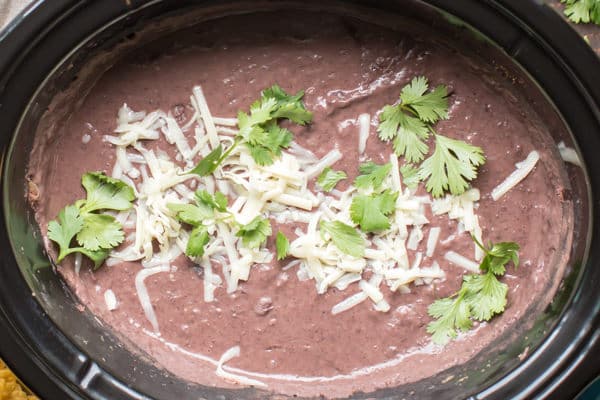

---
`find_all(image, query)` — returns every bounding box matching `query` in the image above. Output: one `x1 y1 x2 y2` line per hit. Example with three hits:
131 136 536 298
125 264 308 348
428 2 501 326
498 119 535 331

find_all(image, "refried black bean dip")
28 10 576 398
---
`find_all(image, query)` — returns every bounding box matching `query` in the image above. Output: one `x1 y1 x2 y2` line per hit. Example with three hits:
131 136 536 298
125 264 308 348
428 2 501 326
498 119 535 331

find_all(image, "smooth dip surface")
29 11 573 398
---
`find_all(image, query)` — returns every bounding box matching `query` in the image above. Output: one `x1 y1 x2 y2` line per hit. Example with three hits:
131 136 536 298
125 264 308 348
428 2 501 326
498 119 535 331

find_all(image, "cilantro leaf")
276 232 290 261
400 163 420 189
475 238 520 276
247 143 275 166
77 248 110 271
239 85 312 166
317 167 347 192
76 213 124 251
243 98 278 128
169 191 230 257
399 75 429 105
186 225 210 258
188 145 223 177
427 238 520 345
169 190 228 227
354 162 392 190
189 85 312 173
236 216 272 249
378 105 404 141
350 190 398 233
262 85 313 124
47 207 113 270
80 172 135 213
400 76 448 123
463 273 508 321
377 76 486 197
378 77 447 162
195 190 228 212
562 0 600 24
319 220 365 258
244 122 294 166
427 294 473 344
418 134 485 197
378 106 430 163
168 203 213 226
48 174 135 270
47 205 84 261
392 114 430 163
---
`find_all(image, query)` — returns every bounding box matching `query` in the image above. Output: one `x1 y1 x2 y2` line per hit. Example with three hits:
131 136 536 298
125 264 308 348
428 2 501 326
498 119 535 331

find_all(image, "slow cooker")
0 1 599 399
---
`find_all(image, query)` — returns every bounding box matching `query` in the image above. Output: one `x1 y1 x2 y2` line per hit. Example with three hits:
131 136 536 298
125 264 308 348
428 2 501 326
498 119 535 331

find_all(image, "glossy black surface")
0 1 598 399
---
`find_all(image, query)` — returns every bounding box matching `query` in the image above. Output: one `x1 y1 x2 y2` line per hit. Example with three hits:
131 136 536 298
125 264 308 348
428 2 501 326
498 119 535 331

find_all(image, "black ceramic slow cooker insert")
0 1 599 399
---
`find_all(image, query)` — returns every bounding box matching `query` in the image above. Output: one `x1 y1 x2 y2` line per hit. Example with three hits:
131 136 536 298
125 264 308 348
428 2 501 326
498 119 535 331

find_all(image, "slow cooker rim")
0 1 599 399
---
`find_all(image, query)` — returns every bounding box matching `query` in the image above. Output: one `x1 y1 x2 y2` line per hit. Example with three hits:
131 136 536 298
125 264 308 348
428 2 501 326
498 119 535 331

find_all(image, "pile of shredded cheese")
98 85 541 333
81 84 552 388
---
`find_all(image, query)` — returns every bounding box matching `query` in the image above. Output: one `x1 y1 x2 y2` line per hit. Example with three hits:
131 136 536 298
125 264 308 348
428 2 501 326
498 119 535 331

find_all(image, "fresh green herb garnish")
561 0 600 25
167 202 213 226
418 134 485 198
75 214 124 251
319 220 365 258
189 85 313 176
188 145 224 177
169 190 230 257
399 163 420 189
317 167 347 192
186 226 210 258
351 162 397 233
47 172 135 270
48 205 84 260
236 216 272 249
350 190 398 233
378 76 447 163
378 76 485 197
196 190 228 212
78 172 135 213
426 238 520 345
354 161 392 191
275 232 290 261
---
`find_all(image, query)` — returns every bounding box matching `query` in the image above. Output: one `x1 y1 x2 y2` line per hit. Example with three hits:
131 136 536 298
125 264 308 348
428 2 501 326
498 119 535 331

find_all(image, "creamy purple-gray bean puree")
28 11 573 398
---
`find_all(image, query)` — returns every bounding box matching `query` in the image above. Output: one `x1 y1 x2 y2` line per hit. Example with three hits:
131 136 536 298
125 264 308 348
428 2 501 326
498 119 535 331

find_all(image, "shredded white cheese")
331 291 369 315
192 86 220 149
444 251 480 273
135 265 170 333
305 149 343 179
557 141 582 167
491 150 540 201
426 227 441 258
357 113 370 155
103 86 492 361
104 289 118 311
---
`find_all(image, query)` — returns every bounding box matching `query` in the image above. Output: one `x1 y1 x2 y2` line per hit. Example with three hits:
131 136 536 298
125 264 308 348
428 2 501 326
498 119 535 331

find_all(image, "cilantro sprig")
170 190 274 256
350 190 398 233
236 216 272 249
354 161 392 191
349 162 399 233
319 220 365 258
47 172 135 270
561 0 600 25
427 238 520 345
418 132 485 197
399 163 420 189
189 85 313 176
168 190 230 257
378 76 485 197
317 167 347 192
275 232 290 261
